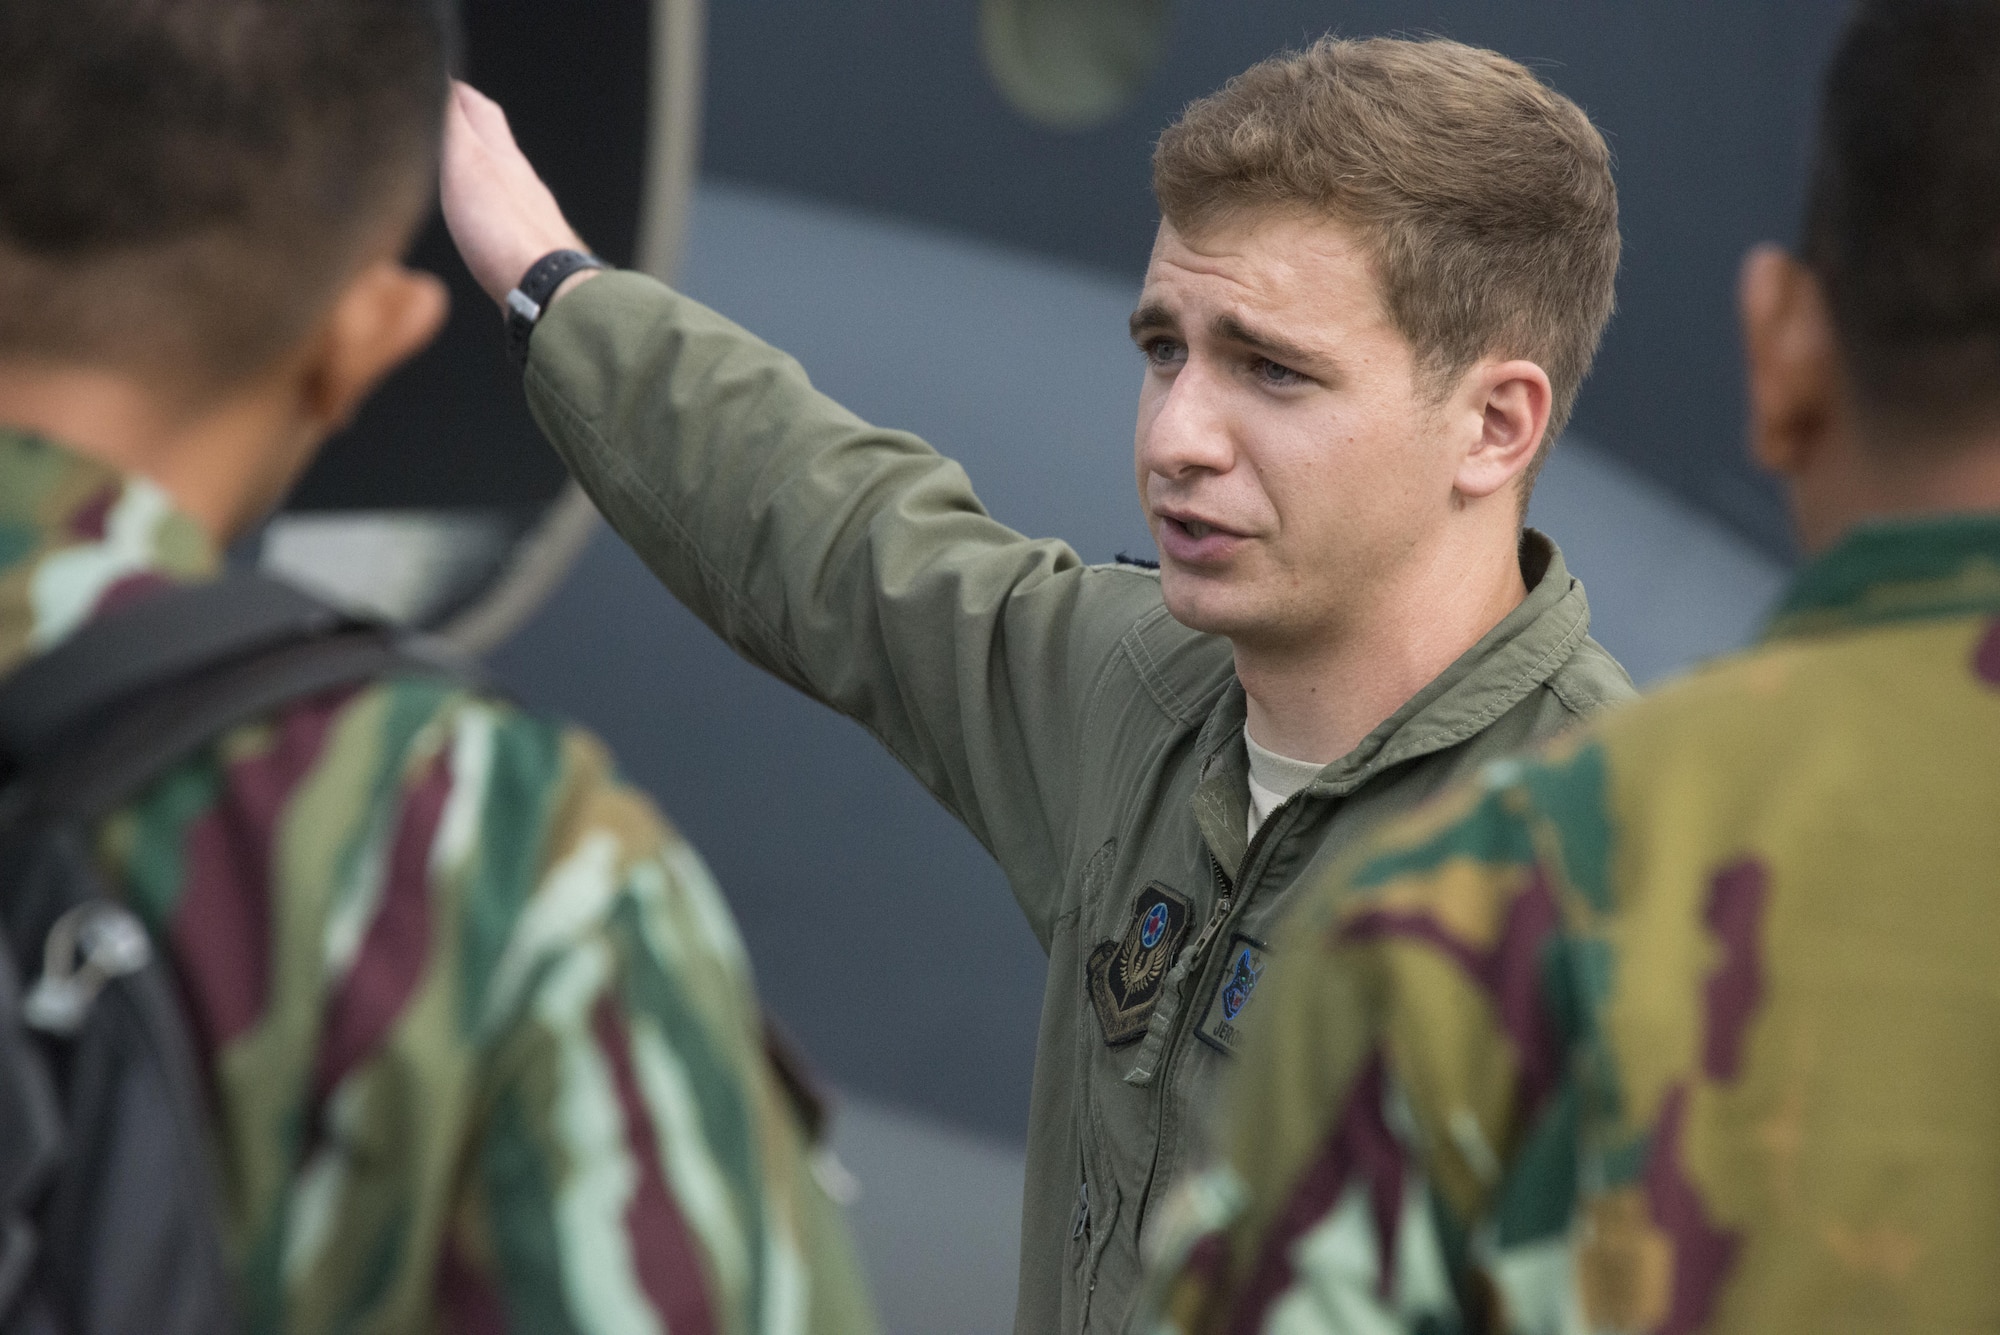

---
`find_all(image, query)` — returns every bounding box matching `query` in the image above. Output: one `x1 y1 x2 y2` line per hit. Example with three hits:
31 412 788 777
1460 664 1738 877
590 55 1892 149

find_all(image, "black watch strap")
505 249 608 370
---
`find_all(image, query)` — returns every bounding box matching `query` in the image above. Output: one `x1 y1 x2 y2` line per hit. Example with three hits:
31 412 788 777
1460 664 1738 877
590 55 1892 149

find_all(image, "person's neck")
1795 423 2000 555
1236 526 1529 764
0 361 278 543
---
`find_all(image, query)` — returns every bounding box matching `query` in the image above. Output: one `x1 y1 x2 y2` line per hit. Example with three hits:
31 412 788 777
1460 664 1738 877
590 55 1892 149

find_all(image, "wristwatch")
504 248 608 370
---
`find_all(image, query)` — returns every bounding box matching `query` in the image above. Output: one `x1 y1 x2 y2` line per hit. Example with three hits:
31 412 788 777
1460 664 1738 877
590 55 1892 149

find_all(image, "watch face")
262 0 686 651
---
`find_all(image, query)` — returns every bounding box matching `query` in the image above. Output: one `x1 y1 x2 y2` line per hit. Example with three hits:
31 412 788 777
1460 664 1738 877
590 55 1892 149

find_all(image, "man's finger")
452 81 517 157
443 90 498 177
440 102 497 220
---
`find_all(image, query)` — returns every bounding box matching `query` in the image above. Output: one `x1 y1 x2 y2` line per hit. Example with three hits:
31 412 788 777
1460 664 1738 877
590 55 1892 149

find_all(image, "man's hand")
441 81 595 309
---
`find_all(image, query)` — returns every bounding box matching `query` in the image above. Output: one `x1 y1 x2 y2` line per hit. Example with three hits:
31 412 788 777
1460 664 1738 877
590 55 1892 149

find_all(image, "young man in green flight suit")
441 35 1636 1332
0 0 877 1329
1134 2 2000 1332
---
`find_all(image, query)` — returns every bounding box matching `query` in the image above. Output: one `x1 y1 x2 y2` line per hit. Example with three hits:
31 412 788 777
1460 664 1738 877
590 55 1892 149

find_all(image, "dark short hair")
1153 37 1621 487
1804 0 2000 437
0 0 455 382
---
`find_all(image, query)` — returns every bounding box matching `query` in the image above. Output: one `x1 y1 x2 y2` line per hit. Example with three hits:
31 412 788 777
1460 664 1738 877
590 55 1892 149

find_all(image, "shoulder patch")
1088 882 1193 1046
1195 933 1270 1057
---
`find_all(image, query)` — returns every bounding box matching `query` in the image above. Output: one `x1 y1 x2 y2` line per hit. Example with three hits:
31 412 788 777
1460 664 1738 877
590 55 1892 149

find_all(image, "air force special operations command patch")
1088 883 1193 1046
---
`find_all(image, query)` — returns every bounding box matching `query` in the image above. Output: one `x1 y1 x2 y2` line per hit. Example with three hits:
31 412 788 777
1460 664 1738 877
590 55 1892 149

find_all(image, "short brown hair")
0 0 454 385
1804 0 2000 441
1153 36 1620 487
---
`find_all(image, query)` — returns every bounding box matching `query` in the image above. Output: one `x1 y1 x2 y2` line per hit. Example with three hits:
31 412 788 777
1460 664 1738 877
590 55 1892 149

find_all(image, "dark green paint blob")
1349 784 1536 890
0 521 38 569
483 1084 586 1335
1493 1082 1580 1248
1521 743 1616 912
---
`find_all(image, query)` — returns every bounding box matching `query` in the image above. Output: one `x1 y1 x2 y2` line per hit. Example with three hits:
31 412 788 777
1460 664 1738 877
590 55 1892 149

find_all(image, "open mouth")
1156 511 1245 562
1163 512 1235 540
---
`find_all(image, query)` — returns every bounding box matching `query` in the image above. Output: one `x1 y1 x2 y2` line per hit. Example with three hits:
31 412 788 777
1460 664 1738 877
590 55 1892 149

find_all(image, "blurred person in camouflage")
0 0 876 1330
438 34 1636 1332
1132 2 2000 1332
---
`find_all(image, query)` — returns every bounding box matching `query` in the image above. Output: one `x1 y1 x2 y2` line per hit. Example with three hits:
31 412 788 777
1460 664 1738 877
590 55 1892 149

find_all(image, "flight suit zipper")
1182 790 1293 977
1180 853 1235 976
1135 797 1303 1238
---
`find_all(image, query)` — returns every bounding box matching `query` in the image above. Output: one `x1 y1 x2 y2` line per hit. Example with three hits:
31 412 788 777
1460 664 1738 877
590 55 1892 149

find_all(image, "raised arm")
441 84 1155 935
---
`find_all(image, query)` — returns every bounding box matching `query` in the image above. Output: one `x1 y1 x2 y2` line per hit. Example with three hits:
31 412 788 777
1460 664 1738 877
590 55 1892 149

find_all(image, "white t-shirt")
1244 725 1326 839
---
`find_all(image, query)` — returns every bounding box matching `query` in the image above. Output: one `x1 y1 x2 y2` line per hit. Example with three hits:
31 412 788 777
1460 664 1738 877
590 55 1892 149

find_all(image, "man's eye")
1254 357 1306 387
1141 338 1185 368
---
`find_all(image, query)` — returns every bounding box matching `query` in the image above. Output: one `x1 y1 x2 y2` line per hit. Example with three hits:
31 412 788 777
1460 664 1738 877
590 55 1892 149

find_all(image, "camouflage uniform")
0 429 878 1334
1135 515 2000 1334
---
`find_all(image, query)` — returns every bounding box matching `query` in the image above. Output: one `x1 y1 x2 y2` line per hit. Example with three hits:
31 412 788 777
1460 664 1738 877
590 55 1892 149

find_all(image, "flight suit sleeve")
439 707 881 1335
522 271 1146 938
1129 770 1588 1335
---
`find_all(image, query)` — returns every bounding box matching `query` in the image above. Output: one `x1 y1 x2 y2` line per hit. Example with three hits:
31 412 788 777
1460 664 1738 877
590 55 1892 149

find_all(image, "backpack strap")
0 574 339 762
0 573 478 821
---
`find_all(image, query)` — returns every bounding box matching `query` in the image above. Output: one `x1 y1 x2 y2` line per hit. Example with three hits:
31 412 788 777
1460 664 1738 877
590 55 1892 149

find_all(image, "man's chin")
1158 567 1260 640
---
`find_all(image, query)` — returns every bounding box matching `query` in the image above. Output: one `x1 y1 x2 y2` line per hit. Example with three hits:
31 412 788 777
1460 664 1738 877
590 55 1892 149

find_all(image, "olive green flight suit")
524 271 1638 1333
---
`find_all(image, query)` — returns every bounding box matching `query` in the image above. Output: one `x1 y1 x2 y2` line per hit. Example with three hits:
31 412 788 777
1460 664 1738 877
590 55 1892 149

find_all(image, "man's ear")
1453 359 1552 501
298 259 450 434
1740 244 1844 480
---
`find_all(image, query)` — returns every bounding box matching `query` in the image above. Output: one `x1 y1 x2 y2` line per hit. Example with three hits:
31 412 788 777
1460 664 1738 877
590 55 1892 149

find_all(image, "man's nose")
1139 361 1236 480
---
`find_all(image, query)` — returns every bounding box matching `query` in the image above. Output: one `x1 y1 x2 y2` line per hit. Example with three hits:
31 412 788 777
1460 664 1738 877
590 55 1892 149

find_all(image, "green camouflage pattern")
0 430 878 1334
1136 515 2000 1335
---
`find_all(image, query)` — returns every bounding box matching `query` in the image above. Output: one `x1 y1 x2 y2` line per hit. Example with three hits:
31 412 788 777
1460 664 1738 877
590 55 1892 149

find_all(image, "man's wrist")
505 248 608 370
484 228 592 310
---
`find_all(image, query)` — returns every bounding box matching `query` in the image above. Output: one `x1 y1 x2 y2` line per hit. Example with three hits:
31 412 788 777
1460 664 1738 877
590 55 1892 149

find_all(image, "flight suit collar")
0 427 218 679
1766 512 2000 641
1189 529 1594 878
